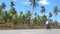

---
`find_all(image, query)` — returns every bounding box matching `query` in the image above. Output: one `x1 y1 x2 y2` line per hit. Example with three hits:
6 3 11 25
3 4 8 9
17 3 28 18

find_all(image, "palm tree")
10 1 16 15
10 8 17 14
20 11 23 15
37 15 41 25
53 6 59 21
53 6 60 28
0 3 6 28
3 11 8 23
0 2 6 16
41 6 46 15
41 15 47 28
1 2 6 10
19 11 23 24
54 21 58 28
40 6 47 27
34 12 37 17
27 10 31 26
1 11 10 28
10 1 18 28
10 1 15 8
10 1 17 15
0 6 2 15
22 15 25 25
0 9 4 25
33 12 38 25
49 12 52 18
13 14 18 26
29 0 39 14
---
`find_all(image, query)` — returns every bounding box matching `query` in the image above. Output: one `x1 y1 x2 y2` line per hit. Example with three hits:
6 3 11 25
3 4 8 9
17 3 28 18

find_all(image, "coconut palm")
10 1 15 8
49 12 52 18
10 1 17 15
33 12 38 25
19 11 23 24
0 2 6 17
20 11 23 15
37 15 41 25
40 6 47 27
22 15 26 25
0 3 6 27
34 12 37 16
53 6 59 21
27 10 31 26
29 0 39 14
41 6 46 15
0 3 6 23
54 21 58 28
1 2 6 9
10 1 18 27
0 10 4 24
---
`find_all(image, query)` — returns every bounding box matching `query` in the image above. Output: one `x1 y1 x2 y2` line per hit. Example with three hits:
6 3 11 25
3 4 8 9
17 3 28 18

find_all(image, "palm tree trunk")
32 8 34 15
55 14 57 21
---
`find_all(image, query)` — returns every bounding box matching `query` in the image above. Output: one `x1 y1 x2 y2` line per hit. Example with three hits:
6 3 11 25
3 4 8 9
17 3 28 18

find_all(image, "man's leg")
46 24 48 29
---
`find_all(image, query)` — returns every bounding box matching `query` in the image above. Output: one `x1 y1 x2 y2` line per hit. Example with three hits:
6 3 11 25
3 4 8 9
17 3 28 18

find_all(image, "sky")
0 0 60 23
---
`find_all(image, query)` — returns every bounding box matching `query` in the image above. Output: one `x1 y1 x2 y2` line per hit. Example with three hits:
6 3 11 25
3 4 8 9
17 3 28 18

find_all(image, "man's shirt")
46 21 49 25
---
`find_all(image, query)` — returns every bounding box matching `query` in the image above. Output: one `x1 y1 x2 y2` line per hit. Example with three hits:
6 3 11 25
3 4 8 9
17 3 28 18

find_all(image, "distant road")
0 29 60 34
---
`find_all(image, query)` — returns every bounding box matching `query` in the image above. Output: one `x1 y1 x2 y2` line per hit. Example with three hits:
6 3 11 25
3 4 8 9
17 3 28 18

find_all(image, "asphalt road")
0 29 60 34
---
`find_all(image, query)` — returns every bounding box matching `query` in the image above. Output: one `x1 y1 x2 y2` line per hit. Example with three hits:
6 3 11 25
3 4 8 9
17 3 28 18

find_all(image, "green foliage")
41 6 46 14
0 1 60 29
